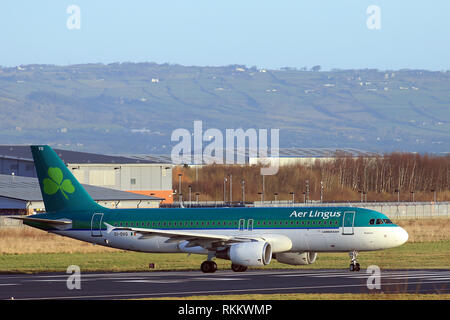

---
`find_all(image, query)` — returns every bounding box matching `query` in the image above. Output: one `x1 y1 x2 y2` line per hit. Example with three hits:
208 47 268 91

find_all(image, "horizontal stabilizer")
8 216 72 230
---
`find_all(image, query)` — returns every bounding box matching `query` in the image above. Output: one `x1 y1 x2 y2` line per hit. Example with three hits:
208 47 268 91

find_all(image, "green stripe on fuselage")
25 206 397 231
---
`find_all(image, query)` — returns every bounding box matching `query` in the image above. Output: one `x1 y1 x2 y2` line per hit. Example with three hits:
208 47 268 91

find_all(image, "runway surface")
1 269 449 300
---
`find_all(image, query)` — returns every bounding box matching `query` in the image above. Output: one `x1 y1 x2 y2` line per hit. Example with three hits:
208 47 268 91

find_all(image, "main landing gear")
200 260 249 273
231 264 248 272
200 260 217 273
349 250 360 272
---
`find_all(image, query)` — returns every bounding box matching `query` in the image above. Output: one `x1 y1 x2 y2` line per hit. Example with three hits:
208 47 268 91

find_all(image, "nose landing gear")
349 250 360 271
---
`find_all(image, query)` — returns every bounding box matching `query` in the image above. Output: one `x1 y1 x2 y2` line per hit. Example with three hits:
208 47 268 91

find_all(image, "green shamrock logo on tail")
43 167 75 199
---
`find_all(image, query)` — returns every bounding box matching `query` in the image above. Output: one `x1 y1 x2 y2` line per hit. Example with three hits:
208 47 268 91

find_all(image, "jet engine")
216 241 272 266
275 252 317 265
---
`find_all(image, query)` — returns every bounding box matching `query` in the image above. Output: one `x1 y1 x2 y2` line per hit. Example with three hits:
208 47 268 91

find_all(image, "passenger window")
376 219 384 225
369 219 375 225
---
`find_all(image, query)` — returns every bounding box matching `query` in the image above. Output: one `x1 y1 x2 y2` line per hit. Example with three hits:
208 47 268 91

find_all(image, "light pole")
188 185 192 207
395 189 400 203
262 175 265 203
290 192 295 204
223 177 227 204
258 192 263 203
241 179 245 204
195 192 200 204
305 180 309 203
178 173 182 203
320 180 323 203
229 174 232 204
410 191 415 202
274 192 278 203
431 189 436 202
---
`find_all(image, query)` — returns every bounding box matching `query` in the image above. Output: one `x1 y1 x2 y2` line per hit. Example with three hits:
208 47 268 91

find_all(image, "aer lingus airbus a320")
11 146 408 273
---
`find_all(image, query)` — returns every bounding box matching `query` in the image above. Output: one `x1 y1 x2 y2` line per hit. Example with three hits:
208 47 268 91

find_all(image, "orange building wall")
126 190 173 204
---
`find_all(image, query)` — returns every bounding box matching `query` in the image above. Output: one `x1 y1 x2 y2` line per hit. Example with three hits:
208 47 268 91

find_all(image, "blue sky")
1 1 449 70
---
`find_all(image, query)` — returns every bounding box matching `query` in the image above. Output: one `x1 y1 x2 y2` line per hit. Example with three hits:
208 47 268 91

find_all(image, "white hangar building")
0 145 173 204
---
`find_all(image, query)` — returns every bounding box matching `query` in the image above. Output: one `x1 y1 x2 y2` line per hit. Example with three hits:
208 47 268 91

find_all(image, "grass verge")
1 241 449 274
144 293 450 300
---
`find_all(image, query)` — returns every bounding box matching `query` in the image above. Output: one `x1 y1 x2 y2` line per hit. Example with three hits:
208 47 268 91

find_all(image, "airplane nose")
397 227 409 245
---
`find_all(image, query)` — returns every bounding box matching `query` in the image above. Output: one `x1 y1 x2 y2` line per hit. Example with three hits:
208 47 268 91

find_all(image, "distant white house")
151 78 159 83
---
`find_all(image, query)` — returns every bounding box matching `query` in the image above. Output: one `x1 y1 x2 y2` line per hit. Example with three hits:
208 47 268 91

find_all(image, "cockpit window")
369 219 375 225
376 219 384 225
383 219 393 224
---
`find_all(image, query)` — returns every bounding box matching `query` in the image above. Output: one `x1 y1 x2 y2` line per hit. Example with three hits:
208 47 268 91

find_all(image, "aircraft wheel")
201 261 217 273
231 264 248 272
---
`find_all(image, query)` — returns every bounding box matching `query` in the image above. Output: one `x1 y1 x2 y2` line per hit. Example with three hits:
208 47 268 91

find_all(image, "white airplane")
13 146 409 273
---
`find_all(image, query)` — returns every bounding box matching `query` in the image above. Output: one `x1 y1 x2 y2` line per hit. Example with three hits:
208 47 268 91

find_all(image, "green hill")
0 63 448 154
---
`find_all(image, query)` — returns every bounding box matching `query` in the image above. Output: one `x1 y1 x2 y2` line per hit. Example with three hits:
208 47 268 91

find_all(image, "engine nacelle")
276 252 317 265
217 241 272 266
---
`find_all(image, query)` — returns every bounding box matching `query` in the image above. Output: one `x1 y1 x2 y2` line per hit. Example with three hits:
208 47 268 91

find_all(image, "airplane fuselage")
26 206 408 254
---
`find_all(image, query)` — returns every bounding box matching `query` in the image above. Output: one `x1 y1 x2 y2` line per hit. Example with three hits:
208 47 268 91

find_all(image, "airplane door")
238 219 246 231
91 213 104 237
342 211 355 235
247 219 254 231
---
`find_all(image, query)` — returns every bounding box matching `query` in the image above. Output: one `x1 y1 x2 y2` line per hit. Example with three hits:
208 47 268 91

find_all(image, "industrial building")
249 148 378 167
0 174 163 226
0 145 173 204
155 147 377 167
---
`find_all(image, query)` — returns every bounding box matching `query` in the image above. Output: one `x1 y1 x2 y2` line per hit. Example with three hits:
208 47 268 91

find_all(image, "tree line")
173 153 449 203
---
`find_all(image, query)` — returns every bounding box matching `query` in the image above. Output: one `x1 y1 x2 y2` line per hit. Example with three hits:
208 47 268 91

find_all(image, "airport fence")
252 201 450 219
172 201 450 220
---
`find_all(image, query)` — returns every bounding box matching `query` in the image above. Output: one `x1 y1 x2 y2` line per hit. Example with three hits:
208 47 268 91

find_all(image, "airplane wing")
104 222 292 252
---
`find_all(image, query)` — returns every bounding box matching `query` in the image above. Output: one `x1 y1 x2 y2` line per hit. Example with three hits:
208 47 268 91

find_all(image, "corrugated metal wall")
68 164 172 192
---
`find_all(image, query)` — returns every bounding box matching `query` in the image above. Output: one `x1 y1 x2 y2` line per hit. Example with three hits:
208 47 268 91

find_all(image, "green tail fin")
31 145 102 213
